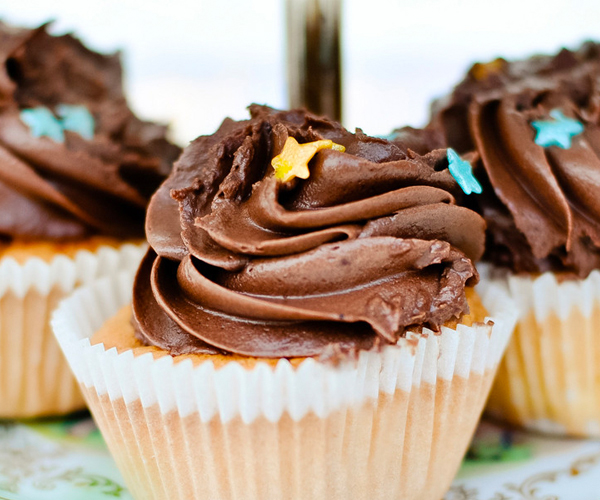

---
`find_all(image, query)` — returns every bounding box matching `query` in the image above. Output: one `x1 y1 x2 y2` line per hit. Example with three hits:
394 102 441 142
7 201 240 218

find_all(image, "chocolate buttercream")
430 42 600 277
0 21 181 241
134 105 486 358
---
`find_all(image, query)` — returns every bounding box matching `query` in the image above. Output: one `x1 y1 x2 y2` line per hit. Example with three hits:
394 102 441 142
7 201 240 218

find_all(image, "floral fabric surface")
0 416 131 500
0 417 599 500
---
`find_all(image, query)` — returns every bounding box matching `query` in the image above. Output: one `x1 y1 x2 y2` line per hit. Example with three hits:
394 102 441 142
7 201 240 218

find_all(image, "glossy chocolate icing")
134 105 486 357
431 42 600 277
0 21 181 241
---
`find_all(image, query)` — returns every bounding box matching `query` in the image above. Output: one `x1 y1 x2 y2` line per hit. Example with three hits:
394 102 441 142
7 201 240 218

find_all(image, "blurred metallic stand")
286 0 342 122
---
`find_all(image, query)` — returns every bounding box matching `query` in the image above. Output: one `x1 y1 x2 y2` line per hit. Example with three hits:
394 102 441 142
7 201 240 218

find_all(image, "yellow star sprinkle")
469 58 507 81
271 137 345 182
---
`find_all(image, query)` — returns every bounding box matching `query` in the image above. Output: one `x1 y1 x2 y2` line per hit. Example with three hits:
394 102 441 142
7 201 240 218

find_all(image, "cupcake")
0 21 180 418
430 43 600 436
53 106 515 500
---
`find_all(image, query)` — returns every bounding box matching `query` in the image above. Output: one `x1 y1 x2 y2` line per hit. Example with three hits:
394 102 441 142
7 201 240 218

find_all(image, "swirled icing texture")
133 105 486 358
430 42 600 277
0 21 181 241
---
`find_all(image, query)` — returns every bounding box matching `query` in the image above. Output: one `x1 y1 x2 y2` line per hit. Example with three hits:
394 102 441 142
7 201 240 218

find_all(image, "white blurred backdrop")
4 0 600 144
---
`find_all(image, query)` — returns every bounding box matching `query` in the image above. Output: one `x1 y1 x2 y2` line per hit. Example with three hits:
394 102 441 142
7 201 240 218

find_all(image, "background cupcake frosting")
430 43 600 277
0 22 180 242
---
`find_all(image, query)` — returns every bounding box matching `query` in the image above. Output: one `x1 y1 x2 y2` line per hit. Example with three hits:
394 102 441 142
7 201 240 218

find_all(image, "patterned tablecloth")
0 417 599 500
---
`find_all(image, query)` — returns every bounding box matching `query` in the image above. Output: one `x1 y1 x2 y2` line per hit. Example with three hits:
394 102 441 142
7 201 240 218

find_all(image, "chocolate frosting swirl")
134 105 485 358
0 21 181 241
430 42 600 277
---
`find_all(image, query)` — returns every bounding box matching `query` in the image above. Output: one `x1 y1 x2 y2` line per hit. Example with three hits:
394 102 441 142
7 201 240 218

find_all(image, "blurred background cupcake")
429 43 600 437
53 105 516 500
0 21 180 418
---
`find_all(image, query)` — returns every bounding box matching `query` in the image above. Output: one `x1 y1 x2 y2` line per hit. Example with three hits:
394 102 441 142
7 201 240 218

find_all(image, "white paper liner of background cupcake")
484 268 600 437
0 244 146 418
52 271 516 500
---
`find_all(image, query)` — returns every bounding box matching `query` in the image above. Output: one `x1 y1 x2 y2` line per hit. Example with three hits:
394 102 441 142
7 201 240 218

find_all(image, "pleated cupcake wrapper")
485 268 600 437
0 244 146 418
0 244 146 297
52 271 515 500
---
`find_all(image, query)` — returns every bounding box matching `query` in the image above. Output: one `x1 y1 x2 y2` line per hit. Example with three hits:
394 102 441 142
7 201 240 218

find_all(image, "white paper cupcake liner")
485 268 600 437
53 270 516 500
0 243 146 418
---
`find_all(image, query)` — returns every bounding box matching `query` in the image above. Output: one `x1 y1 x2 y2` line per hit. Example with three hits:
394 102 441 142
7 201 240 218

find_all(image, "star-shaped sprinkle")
57 104 95 140
375 132 398 141
20 105 96 143
20 107 64 142
271 137 345 182
469 58 507 81
447 148 482 195
531 109 584 149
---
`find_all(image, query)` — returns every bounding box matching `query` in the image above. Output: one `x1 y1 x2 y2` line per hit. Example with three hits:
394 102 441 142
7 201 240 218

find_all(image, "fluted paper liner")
0 244 145 418
486 269 600 437
52 271 515 500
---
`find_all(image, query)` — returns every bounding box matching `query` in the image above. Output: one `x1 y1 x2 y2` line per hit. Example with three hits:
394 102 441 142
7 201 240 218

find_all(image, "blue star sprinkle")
447 148 482 195
20 105 96 143
20 107 64 142
57 104 95 140
375 132 398 141
531 109 584 149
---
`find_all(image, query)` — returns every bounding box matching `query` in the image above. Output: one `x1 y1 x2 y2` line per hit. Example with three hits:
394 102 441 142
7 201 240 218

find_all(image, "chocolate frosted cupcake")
431 42 600 436
53 106 515 500
0 21 180 418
